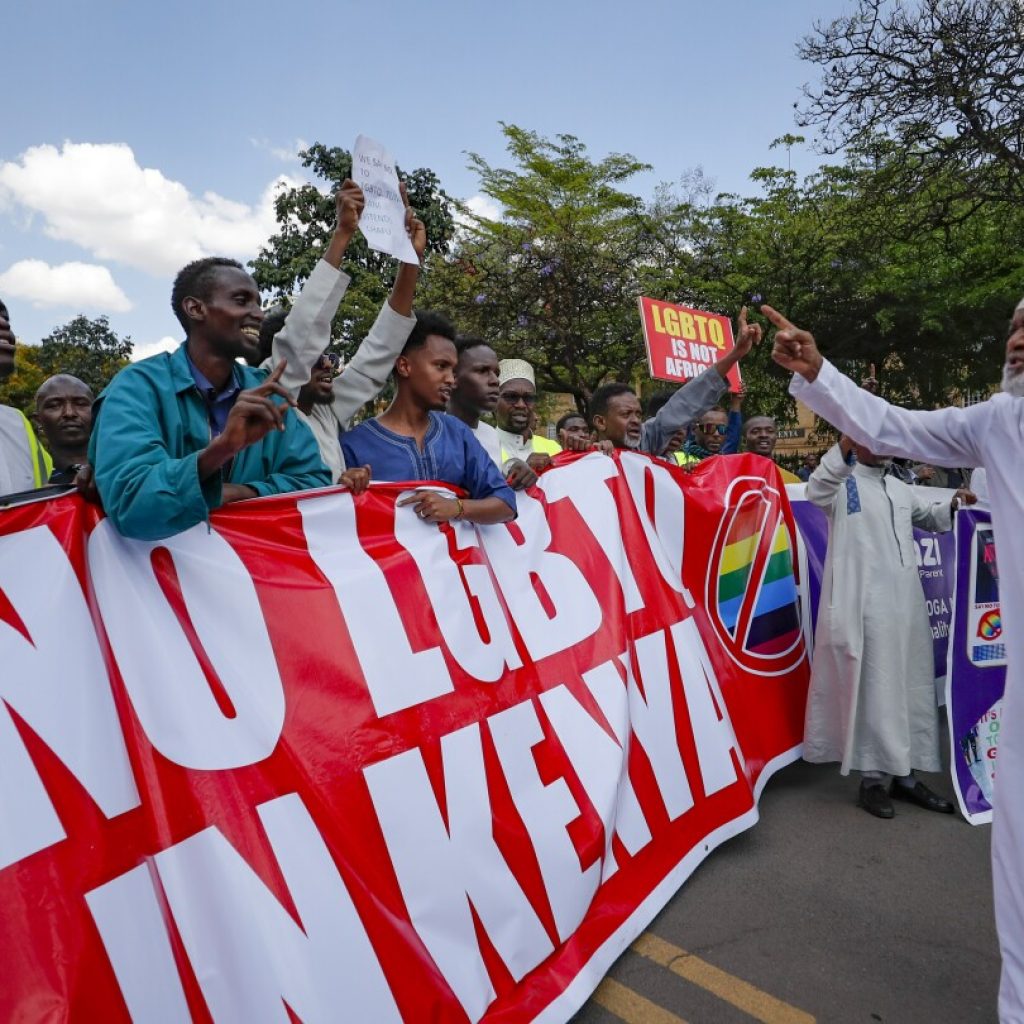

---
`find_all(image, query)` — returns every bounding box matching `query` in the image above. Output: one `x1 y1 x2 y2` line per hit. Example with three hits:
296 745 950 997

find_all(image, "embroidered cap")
498 358 535 388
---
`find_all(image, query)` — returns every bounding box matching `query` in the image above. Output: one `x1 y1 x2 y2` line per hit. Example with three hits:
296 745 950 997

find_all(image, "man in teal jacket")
90 257 330 540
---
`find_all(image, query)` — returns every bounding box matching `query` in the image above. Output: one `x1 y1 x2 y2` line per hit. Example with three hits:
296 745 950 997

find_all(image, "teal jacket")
90 342 330 540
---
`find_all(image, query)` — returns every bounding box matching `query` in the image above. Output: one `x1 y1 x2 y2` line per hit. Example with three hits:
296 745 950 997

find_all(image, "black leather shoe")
891 780 955 814
858 783 895 819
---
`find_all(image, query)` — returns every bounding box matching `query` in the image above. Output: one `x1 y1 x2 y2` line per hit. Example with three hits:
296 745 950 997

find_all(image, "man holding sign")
591 307 761 455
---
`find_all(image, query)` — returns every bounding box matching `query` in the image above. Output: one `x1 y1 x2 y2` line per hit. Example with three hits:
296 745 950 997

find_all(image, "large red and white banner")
0 451 809 1023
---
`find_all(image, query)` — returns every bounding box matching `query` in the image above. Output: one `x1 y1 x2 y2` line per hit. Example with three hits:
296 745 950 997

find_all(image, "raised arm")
763 305 989 468
643 307 761 455
331 183 425 428
269 181 364 393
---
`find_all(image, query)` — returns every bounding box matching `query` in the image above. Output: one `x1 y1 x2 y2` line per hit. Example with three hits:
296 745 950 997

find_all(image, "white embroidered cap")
498 358 535 388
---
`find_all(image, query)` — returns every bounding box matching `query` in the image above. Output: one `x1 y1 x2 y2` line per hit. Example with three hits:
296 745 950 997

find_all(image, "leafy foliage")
35 315 133 396
0 344 47 415
420 125 662 412
797 0 1024 216
250 143 457 357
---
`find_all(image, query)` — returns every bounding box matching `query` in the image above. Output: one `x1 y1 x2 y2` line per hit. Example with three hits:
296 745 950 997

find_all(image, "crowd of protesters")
3 179 1024 1015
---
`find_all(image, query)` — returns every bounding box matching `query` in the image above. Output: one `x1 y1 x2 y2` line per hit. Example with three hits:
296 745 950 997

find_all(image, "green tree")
420 124 667 412
0 344 47 415
35 315 133 395
250 142 457 356
797 0 1024 214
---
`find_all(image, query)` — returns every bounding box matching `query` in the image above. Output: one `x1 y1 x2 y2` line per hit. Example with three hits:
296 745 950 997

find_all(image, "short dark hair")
589 382 635 424
556 411 587 433
170 257 245 333
254 305 288 366
0 298 8 320
454 335 492 361
403 310 457 355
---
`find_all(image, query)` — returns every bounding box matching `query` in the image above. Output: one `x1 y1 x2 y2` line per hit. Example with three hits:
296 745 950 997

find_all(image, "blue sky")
2 0 853 360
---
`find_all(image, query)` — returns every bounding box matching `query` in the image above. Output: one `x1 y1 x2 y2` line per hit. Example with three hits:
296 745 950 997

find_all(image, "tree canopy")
250 143 457 356
797 0 1024 216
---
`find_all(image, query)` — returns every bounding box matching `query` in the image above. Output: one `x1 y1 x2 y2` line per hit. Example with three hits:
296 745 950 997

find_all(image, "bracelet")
452 498 464 520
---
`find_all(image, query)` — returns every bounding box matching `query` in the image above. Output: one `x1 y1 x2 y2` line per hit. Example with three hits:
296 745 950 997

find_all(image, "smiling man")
743 415 800 483
341 312 515 525
89 257 330 540
764 297 1024 1021
34 374 94 484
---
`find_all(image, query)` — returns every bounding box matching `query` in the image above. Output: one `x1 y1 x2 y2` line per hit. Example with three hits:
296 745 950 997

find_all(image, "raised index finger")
760 305 795 331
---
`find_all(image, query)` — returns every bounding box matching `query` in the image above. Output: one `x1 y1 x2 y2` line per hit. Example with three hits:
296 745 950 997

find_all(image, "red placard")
638 297 742 393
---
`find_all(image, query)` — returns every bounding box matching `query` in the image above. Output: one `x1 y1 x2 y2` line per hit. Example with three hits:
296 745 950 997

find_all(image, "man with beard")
447 337 536 489
589 307 762 454
341 312 515 525
90 258 330 540
0 299 52 496
764 298 1024 1022
33 375 93 484
493 359 561 472
743 415 800 482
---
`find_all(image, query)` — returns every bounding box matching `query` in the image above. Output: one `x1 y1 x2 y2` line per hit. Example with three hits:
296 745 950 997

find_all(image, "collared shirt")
496 427 562 466
184 350 241 438
342 412 516 513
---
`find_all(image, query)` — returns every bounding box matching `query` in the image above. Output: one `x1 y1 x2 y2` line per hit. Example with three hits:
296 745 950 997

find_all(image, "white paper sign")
352 135 419 265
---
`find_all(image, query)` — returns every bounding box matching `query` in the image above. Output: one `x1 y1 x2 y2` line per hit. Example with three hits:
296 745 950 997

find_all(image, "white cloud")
462 194 502 223
250 137 309 163
0 142 302 276
131 335 179 362
0 259 132 312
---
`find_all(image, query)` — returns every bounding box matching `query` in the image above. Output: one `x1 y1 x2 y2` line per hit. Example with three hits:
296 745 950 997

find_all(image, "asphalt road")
571 753 999 1024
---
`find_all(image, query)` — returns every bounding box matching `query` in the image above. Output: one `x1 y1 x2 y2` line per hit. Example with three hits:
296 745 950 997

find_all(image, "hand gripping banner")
0 451 809 1022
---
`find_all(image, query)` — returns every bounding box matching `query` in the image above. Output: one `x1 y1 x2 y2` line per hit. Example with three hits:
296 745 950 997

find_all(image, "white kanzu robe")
790 361 1024 1023
804 444 952 776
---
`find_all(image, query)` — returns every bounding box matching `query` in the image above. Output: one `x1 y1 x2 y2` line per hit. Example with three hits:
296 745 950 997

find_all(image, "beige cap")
498 358 535 388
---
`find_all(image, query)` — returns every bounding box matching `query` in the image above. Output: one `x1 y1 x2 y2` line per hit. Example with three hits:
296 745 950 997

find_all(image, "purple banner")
947 508 1006 824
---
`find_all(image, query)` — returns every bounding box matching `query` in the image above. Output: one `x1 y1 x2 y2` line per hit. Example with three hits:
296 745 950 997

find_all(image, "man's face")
745 417 777 456
558 415 590 447
454 345 500 414
190 267 264 363
1002 305 1024 398
35 377 93 450
399 335 457 410
303 351 340 406
0 300 14 380
695 409 728 453
495 377 536 433
596 392 643 449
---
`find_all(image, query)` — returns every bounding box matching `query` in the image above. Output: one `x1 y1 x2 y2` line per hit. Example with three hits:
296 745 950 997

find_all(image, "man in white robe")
805 436 959 817
763 299 1024 1023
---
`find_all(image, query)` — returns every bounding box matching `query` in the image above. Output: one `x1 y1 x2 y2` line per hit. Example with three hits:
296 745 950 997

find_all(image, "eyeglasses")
500 391 537 406
314 352 343 377
698 422 728 435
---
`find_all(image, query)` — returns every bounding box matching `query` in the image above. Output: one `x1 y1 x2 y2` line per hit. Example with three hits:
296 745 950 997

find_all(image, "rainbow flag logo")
706 479 806 676
977 609 1002 640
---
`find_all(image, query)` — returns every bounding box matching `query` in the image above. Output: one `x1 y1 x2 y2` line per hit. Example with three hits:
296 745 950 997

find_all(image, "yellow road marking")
591 977 689 1024
632 932 816 1024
